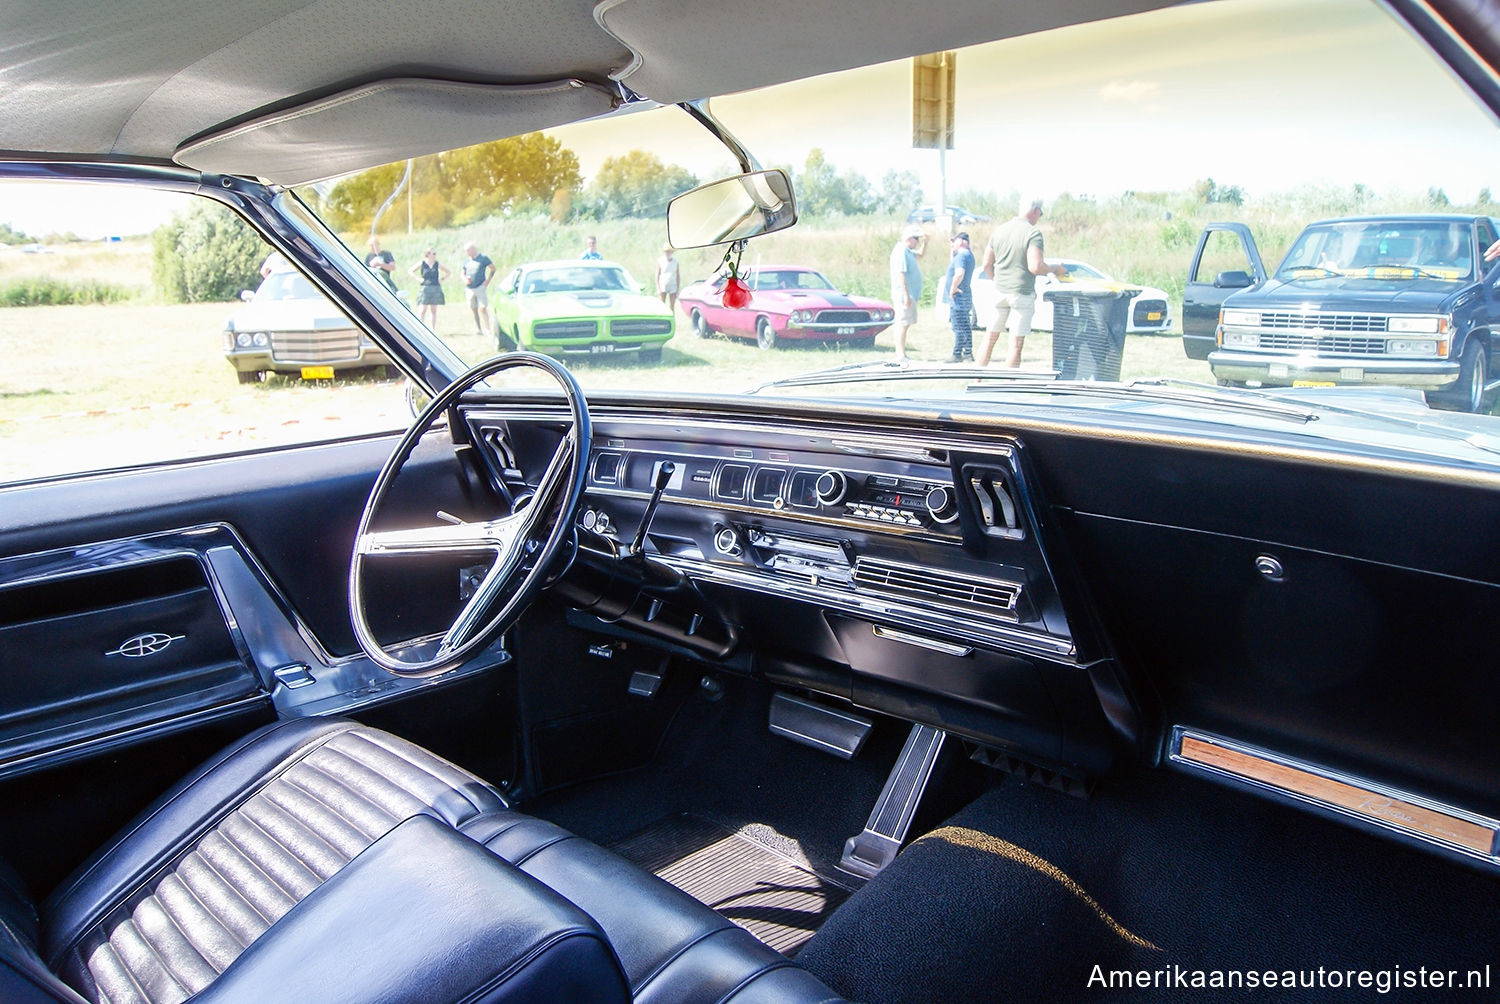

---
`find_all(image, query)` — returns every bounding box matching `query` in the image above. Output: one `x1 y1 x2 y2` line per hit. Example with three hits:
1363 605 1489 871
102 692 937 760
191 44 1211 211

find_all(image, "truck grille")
533 320 598 340
1259 311 1388 333
270 329 362 363
815 310 874 324
1256 332 1389 355
853 557 1020 621
610 319 672 338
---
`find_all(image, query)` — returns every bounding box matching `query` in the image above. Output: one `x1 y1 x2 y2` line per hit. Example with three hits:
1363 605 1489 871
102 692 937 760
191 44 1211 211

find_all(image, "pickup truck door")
1182 223 1267 360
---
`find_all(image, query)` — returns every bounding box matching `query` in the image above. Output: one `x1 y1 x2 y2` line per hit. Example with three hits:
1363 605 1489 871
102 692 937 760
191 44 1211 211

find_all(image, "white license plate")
837 326 855 335
590 343 615 354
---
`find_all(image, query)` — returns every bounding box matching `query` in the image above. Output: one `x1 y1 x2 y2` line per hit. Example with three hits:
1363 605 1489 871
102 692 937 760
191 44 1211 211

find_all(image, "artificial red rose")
723 276 751 308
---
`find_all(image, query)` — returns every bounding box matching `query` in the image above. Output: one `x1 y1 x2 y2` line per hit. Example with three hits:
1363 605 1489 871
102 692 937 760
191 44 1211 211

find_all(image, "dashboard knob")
925 485 959 524
815 470 848 505
713 524 743 556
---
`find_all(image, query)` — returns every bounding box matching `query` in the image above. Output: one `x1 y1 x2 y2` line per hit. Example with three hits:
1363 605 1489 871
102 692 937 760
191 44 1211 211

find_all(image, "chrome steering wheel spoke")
348 353 590 677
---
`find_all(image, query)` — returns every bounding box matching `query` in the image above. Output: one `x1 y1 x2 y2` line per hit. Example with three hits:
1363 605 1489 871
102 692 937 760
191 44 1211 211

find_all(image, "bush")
152 203 265 303
0 278 134 307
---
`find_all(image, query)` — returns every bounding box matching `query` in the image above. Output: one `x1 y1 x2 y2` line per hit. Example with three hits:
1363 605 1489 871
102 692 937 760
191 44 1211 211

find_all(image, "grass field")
1 206 1235 481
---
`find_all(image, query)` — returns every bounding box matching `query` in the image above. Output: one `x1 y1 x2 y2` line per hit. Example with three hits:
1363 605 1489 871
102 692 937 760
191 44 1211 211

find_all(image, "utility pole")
912 52 956 236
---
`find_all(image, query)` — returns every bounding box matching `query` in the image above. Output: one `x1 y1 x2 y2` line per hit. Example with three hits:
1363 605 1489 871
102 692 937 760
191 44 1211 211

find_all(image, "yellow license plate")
301 366 335 380
1146 311 1162 320
1292 379 1336 388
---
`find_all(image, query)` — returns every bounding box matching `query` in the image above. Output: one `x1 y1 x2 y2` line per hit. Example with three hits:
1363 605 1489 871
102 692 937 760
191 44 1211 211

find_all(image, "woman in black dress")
408 248 451 330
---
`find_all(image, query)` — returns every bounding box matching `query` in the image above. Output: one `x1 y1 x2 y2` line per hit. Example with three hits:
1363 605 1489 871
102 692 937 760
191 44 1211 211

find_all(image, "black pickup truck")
1182 215 1500 411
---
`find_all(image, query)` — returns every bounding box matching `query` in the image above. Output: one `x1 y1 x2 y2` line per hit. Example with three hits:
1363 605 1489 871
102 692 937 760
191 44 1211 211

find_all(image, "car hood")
519 290 670 316
752 290 887 308
227 298 352 331
1228 277 1465 312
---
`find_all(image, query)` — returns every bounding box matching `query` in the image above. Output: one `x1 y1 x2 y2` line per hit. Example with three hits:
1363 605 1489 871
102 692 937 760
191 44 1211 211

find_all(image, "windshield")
253 270 322 302
1278 221 1475 280
520 265 635 294
289 0 1500 418
749 269 836 291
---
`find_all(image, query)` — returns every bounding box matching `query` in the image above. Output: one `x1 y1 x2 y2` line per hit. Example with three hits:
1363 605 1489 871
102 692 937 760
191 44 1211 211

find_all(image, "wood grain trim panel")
1178 735 1497 856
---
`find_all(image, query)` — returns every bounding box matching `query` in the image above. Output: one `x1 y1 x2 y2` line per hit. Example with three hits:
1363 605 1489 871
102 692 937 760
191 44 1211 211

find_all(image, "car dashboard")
459 398 1125 786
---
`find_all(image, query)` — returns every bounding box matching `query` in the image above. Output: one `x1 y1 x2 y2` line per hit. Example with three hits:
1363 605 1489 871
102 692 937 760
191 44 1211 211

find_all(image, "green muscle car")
492 259 675 363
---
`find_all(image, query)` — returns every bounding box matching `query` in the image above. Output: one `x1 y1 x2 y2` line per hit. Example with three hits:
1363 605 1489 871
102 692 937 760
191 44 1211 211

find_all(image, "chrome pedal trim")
839 723 946 880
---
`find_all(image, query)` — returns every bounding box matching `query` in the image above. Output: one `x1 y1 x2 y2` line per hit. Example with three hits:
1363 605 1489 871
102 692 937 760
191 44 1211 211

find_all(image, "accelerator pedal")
838 723 947 880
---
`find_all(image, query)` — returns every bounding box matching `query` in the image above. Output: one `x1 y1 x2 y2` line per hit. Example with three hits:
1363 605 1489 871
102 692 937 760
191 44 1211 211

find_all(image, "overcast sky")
4 0 1497 239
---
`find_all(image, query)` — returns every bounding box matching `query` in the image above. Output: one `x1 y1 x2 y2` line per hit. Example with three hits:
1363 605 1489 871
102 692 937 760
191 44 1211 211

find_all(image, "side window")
1192 230 1254 284
1479 220 1497 263
0 182 406 484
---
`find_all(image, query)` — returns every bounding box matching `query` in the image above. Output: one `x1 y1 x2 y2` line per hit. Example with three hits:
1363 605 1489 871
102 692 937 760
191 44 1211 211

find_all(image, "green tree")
318 133 582 232
795 149 878 217
151 202 264 303
0 222 34 245
876 170 922 215
584 150 697 219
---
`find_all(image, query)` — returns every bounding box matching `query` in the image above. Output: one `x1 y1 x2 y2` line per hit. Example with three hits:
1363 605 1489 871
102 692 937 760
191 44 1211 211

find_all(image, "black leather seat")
1 718 846 1003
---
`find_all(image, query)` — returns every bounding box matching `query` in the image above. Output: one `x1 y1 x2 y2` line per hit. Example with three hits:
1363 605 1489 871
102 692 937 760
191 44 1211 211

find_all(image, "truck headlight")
1386 338 1439 356
1387 315 1447 334
1222 309 1260 327
1222 329 1261 348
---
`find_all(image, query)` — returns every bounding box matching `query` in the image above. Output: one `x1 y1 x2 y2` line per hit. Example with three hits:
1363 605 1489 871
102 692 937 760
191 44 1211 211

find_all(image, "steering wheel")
349 353 590 676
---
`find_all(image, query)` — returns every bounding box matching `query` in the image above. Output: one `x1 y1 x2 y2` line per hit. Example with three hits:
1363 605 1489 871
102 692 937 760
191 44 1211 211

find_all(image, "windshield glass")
520 265 635 294
253 270 322 301
280 0 1500 440
1278 220 1475 280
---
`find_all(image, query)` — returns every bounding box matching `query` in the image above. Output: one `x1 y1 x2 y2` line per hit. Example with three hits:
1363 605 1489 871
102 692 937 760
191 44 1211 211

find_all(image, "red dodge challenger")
680 265 895 349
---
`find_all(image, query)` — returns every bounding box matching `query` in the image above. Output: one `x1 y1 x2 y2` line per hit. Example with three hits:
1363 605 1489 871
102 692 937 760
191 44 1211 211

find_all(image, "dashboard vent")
853 557 1020 620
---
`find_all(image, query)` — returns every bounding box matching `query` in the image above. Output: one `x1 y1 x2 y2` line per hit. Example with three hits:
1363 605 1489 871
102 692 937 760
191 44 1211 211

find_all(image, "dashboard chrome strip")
666 554 1075 659
871 626 974 657
1172 728 1499 862
587 485 952 543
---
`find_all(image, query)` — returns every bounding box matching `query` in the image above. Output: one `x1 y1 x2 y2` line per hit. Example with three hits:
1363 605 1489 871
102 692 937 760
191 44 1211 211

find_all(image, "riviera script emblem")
106 632 185 658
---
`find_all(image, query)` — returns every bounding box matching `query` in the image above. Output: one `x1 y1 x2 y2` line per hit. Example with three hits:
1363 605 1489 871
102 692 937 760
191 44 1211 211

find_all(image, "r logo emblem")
106 632 185 658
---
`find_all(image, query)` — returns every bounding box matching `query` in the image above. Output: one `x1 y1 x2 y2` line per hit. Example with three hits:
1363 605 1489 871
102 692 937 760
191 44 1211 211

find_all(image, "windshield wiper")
746 359 1055 394
1360 264 1446 280
1283 265 1342 280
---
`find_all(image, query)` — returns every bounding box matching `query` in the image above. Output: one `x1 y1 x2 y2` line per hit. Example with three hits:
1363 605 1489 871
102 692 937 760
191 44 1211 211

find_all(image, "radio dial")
815 470 849 505
925 485 959 524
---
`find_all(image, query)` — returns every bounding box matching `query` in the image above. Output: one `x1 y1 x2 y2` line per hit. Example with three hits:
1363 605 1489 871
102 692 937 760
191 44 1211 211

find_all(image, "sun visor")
174 77 618 186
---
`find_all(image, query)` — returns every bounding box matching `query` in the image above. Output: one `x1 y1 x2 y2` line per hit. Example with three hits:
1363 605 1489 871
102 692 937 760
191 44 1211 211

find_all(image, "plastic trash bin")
1044 287 1136 381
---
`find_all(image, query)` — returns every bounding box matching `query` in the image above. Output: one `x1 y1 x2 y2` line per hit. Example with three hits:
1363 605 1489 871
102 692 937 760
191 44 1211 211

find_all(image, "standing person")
260 251 288 278
461 242 495 339
977 196 1065 367
889 226 926 361
656 244 681 311
408 247 451 331
581 236 602 260
945 232 976 363
365 238 398 294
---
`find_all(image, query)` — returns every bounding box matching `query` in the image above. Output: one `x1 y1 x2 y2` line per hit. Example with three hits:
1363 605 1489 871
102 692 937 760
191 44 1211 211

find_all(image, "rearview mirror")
1216 270 1253 288
666 169 797 249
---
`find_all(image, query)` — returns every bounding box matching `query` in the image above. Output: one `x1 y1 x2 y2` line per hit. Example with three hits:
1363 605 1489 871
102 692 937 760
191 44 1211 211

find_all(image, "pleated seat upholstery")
0 718 845 1004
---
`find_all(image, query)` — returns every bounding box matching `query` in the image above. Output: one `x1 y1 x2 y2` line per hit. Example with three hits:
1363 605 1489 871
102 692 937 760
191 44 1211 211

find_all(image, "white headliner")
0 0 1175 184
